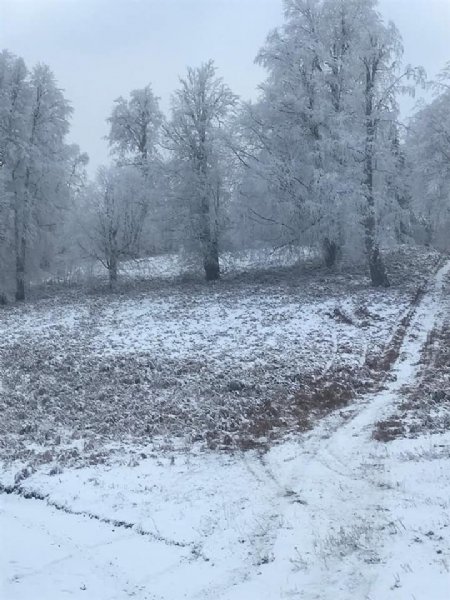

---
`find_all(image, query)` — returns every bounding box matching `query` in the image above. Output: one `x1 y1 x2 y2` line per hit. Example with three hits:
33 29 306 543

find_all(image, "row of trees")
73 61 239 287
406 70 450 249
0 50 87 300
1 0 449 300
240 0 425 287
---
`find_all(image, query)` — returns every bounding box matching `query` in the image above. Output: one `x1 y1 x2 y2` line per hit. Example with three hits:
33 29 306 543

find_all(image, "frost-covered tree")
0 52 26 298
166 61 237 281
78 165 149 287
107 85 162 173
52 146 89 280
107 85 172 256
242 0 423 285
354 6 422 286
0 52 76 300
406 80 450 250
244 0 365 267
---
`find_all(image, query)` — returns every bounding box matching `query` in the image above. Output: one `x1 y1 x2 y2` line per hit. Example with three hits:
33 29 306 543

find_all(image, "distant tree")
106 84 173 257
78 166 149 287
107 85 162 174
165 61 237 281
406 82 450 249
51 145 89 279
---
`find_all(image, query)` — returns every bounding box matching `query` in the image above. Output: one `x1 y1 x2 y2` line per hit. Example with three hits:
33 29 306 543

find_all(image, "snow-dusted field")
1 249 450 599
1 248 439 459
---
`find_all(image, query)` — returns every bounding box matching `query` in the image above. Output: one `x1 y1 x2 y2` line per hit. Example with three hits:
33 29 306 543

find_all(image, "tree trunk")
15 259 25 301
108 253 118 289
368 244 390 288
198 157 220 282
364 196 389 288
204 238 220 281
14 195 26 301
322 237 339 268
364 66 389 289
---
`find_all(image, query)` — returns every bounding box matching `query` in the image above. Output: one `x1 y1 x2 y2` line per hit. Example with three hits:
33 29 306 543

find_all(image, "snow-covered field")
1 248 438 459
1 248 450 599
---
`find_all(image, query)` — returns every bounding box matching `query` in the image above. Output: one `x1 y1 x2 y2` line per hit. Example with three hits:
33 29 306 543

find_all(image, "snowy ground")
0 247 439 460
1 248 450 599
53 247 318 286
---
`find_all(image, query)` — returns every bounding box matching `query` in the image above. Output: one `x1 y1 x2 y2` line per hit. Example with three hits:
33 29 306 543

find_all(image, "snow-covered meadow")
2 0 450 596
1 248 450 599
0 247 438 463
3 426 450 600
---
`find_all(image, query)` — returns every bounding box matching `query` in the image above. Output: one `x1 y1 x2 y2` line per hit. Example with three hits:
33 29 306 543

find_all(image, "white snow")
1 261 449 599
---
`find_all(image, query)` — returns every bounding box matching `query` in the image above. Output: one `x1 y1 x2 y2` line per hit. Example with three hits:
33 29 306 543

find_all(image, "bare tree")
79 166 149 287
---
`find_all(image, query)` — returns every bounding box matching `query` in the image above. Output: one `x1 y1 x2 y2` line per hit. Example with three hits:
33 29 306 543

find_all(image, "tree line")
1 0 449 301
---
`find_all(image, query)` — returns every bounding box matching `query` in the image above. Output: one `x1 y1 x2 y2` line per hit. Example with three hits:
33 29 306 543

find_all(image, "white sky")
1 0 449 174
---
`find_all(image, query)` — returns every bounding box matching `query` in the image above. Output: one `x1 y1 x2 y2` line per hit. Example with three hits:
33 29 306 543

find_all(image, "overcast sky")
1 0 450 174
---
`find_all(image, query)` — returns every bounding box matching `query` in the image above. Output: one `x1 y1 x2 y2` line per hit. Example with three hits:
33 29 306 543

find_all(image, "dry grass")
0 247 443 464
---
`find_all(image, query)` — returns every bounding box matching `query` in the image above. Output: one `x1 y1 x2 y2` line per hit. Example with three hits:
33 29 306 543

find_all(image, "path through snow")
217 259 450 599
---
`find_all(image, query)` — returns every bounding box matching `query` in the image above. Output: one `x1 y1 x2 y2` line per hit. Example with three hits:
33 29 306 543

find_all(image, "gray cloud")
1 0 449 173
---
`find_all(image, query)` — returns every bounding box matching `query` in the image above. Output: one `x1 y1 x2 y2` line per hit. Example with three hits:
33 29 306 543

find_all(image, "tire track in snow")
215 259 450 600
